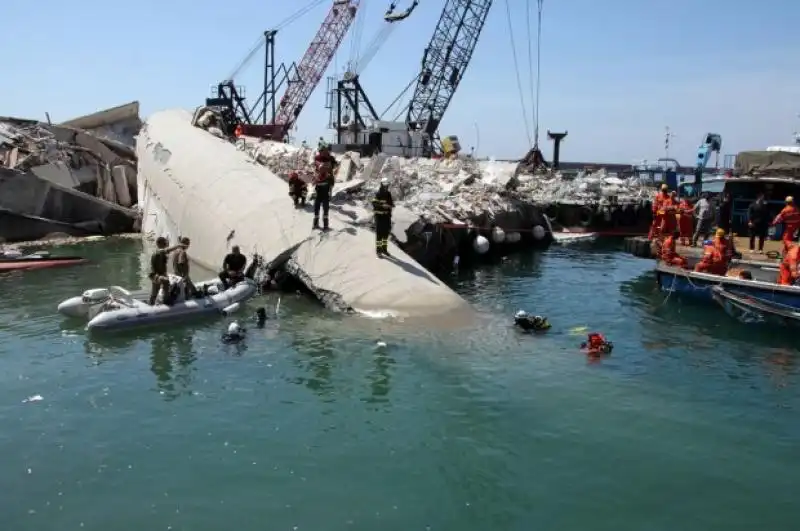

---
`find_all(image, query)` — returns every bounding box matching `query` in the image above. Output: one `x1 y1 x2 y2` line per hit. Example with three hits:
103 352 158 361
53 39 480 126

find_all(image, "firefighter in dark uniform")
288 171 307 207
372 178 394 257
312 144 337 230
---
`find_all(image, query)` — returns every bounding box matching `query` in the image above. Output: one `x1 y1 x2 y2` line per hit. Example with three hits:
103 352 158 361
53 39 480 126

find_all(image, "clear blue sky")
2 0 798 163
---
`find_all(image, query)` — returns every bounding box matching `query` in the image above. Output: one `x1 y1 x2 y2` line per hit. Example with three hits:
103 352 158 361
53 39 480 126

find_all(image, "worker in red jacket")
771 196 800 254
312 144 338 230
660 230 689 268
777 244 799 285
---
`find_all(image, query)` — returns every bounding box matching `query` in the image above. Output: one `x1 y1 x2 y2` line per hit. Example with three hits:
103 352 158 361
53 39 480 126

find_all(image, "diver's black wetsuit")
514 316 549 332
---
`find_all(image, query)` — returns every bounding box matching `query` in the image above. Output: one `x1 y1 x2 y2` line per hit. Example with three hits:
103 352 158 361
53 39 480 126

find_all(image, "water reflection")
289 335 336 400
150 329 196 400
363 347 395 405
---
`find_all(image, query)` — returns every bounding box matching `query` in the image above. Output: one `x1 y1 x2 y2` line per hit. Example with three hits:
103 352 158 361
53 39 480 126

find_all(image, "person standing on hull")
172 236 200 299
219 245 247 289
312 143 337 231
372 178 394 257
148 237 186 306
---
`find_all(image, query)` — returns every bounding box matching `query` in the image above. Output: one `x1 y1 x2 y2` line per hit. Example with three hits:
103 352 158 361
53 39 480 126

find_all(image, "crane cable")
528 0 544 146
503 0 532 147
348 0 368 70
226 0 328 81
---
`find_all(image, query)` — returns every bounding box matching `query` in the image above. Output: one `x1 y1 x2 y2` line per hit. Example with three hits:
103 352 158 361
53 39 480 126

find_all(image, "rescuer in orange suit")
234 124 243 139
694 229 730 275
777 243 799 285
713 228 734 264
677 196 694 245
659 190 678 236
648 184 670 239
660 230 689 268
771 196 800 254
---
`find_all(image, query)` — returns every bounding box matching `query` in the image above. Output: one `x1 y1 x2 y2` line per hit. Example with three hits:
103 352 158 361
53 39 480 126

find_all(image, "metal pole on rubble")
473 122 480 157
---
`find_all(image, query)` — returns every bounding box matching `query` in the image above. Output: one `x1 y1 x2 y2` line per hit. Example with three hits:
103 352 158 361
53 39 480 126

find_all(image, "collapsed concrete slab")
0 167 138 242
136 109 473 319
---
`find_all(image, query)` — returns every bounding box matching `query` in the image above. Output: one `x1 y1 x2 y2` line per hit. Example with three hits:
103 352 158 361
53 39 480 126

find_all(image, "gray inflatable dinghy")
57 275 257 332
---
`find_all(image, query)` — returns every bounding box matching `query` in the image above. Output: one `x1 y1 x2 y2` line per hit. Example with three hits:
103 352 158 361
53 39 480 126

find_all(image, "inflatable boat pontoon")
57 275 257 332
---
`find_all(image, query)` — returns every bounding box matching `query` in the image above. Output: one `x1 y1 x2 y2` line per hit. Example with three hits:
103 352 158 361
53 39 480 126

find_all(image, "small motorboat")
655 262 800 309
711 286 800 326
0 249 88 271
57 275 257 332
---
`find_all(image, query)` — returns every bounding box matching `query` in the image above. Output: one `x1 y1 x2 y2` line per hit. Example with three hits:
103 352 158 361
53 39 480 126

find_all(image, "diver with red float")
580 333 614 356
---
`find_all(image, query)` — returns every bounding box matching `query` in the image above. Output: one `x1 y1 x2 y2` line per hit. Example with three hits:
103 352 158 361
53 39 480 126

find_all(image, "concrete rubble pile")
515 169 653 206
244 140 527 224
242 139 651 225
0 102 141 243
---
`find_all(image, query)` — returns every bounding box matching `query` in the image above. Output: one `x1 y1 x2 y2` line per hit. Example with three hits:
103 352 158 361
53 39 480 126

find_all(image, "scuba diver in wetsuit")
221 308 269 344
514 310 551 332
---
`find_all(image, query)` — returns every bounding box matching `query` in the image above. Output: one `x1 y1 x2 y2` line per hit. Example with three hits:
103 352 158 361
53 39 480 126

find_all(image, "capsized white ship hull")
135 109 473 321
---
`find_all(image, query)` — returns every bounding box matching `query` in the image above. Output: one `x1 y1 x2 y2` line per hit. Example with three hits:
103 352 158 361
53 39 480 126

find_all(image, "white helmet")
227 322 241 335
380 177 389 186
515 310 527 319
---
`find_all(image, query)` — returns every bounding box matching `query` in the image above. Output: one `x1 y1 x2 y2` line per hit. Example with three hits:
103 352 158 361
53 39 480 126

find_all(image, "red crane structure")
209 0 359 140
270 0 359 138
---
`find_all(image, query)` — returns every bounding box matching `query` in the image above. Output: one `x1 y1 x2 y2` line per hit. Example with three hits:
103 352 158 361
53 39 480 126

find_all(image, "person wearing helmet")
221 321 246 343
648 184 670 240
288 171 308 208
312 144 338 230
694 229 729 275
513 310 551 332
372 178 394 257
771 196 799 254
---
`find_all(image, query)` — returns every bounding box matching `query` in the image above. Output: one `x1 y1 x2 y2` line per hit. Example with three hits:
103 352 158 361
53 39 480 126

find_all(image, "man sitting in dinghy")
219 246 247 289
659 230 688 269
149 237 186 306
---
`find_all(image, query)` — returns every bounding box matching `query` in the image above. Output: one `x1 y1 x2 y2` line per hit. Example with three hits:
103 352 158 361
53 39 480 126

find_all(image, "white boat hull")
553 232 598 244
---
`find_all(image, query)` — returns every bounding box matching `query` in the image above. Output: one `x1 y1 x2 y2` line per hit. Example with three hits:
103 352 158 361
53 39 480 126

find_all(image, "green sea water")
0 239 798 531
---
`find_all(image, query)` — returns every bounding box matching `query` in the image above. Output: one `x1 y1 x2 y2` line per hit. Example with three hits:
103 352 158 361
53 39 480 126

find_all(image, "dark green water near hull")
1 240 798 531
